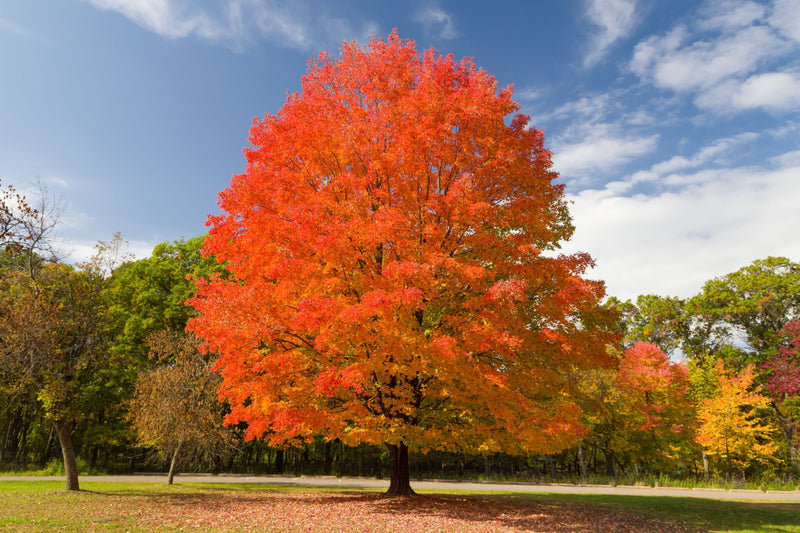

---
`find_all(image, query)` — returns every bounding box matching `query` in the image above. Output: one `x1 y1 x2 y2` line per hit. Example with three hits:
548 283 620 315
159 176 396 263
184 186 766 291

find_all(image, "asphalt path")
3 474 800 501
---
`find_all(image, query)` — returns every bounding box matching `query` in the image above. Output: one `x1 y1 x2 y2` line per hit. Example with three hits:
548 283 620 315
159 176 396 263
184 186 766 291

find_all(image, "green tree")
608 295 686 356
105 236 220 365
685 257 800 366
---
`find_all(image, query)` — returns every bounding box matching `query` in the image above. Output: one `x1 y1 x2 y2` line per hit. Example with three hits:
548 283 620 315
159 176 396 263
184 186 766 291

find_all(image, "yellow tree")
695 360 777 476
189 32 617 495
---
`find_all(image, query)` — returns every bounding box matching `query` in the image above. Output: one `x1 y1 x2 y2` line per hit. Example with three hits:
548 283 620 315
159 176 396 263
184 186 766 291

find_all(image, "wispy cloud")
414 6 459 39
770 0 800 43
696 0 766 31
697 71 800 113
0 16 46 42
552 126 658 183
84 0 377 52
86 0 224 39
583 0 638 68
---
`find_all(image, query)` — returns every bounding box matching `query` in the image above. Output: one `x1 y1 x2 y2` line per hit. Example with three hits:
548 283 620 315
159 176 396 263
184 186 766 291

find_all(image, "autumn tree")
0 183 127 490
128 331 236 484
0 260 107 490
578 342 693 482
189 32 617 496
695 360 777 477
763 321 800 470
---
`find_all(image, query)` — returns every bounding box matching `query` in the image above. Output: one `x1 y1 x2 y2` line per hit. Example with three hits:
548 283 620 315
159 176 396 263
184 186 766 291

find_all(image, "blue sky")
1 0 798 301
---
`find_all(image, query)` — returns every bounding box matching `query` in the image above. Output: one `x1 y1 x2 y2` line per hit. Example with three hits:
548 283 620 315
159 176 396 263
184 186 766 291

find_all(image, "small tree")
189 32 617 495
127 331 235 484
695 360 777 477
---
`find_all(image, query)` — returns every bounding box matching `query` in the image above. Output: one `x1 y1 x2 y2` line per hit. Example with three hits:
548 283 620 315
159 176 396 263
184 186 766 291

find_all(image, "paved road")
3 474 800 501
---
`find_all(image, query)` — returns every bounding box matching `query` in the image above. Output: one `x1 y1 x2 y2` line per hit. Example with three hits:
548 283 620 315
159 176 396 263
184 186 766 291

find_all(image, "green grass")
534 493 800 533
0 480 799 532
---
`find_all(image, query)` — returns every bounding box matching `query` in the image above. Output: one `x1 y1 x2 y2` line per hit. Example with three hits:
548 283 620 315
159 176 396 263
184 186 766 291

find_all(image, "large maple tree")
189 32 616 495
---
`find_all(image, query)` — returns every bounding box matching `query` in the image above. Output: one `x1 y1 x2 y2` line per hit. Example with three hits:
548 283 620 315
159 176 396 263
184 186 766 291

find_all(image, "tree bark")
609 451 619 486
53 419 79 491
386 442 414 496
168 441 182 485
577 443 588 483
771 403 800 472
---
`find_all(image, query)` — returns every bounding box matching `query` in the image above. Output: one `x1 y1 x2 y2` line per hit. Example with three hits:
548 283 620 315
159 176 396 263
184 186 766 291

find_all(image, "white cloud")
515 86 543 102
696 71 800 112
544 94 612 123
551 125 658 182
86 0 223 39
628 131 759 187
631 25 787 92
698 0 765 31
770 0 800 43
629 1 800 115
562 146 800 301
414 6 459 39
84 0 378 52
583 0 638 67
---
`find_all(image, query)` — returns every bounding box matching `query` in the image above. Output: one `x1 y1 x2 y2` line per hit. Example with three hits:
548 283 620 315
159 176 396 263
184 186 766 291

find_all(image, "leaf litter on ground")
0 484 703 532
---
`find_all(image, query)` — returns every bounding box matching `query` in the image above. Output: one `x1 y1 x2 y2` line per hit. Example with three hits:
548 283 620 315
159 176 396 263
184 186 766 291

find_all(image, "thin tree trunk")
609 451 618 486
168 441 182 485
577 443 588 483
702 451 710 481
52 419 79 491
386 442 414 496
772 403 800 472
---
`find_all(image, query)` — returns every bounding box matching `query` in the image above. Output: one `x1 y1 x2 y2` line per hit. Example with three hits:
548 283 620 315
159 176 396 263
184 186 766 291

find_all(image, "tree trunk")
609 451 618 486
577 443 588 483
53 419 79 491
702 451 710 481
168 441 182 485
772 403 800 472
386 442 414 496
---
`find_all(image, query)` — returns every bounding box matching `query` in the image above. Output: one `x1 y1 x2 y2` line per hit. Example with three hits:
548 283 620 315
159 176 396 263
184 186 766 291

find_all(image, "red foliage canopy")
188 32 617 457
764 320 800 398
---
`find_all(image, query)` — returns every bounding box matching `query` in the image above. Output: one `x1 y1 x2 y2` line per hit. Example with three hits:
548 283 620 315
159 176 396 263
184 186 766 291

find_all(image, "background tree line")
2 178 799 489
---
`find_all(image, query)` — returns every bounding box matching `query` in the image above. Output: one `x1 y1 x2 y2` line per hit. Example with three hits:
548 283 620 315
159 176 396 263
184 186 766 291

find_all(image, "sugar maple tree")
189 32 616 495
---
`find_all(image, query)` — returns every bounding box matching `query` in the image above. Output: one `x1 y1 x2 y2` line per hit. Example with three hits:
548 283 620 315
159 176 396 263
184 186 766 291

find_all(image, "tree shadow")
84 486 800 532
291 492 704 532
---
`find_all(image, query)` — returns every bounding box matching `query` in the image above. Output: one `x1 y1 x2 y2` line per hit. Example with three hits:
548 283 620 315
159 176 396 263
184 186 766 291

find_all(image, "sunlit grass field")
2 480 800 532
